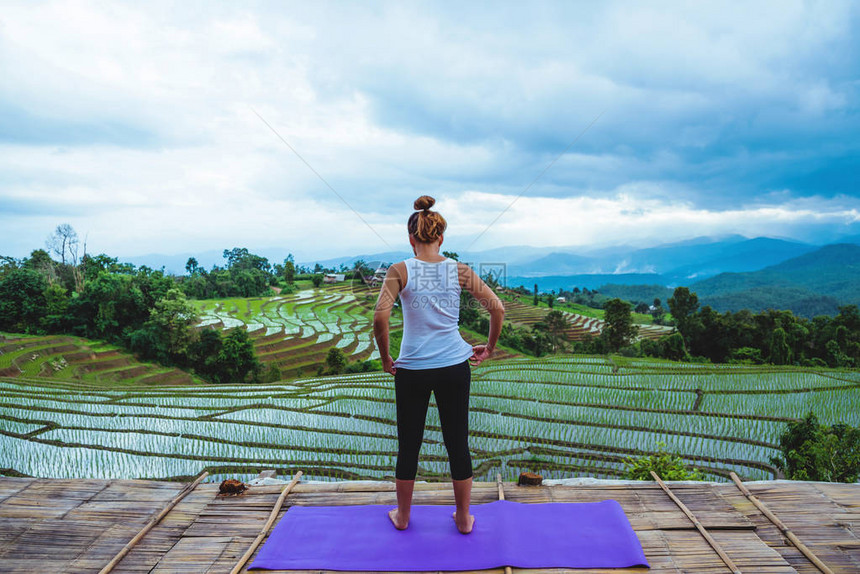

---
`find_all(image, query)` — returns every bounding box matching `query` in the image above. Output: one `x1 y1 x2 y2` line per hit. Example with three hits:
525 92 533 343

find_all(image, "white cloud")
0 0 857 260
446 190 860 252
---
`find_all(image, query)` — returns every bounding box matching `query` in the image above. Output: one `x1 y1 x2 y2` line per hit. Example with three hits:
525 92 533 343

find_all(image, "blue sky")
1 0 858 262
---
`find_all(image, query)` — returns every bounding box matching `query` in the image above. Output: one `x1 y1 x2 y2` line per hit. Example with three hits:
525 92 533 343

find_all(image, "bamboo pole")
231 470 303 574
650 471 741 574
99 470 209 574
729 472 834 574
496 473 513 574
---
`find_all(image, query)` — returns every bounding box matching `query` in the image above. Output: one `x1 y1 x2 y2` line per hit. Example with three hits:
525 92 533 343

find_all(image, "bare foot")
389 508 408 530
452 510 475 534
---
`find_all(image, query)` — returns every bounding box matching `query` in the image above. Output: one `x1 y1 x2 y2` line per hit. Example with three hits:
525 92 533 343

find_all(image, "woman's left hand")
381 354 397 375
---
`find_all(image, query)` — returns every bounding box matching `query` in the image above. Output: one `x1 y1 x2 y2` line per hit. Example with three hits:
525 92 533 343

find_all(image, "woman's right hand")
469 344 493 367
381 354 397 375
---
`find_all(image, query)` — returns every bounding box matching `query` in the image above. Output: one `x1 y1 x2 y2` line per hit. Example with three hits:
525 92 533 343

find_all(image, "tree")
46 223 79 266
481 268 500 290
186 257 199 275
459 289 480 326
188 329 224 380
533 310 569 353
24 248 55 275
215 328 260 383
223 247 270 273
283 254 296 284
0 268 48 333
661 332 689 361
769 327 793 365
601 298 639 352
526 327 555 357
543 310 568 337
351 259 372 281
325 347 348 374
0 256 19 280
667 287 699 336
41 283 69 332
135 289 199 364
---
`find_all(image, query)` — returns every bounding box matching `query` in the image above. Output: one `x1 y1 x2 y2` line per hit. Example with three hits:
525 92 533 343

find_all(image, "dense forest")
655 287 860 367
569 286 860 368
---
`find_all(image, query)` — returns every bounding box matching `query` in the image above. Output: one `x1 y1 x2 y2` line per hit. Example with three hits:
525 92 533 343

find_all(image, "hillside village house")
323 273 346 283
362 265 388 287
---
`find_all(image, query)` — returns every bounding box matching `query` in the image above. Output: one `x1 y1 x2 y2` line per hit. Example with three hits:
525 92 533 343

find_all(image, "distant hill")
701 287 841 317
597 284 675 306
689 244 860 317
833 233 860 246
507 273 668 292
502 236 815 280
661 237 816 282
294 235 816 282
508 252 598 276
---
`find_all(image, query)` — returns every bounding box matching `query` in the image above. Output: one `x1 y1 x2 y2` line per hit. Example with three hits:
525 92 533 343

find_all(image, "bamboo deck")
0 473 857 574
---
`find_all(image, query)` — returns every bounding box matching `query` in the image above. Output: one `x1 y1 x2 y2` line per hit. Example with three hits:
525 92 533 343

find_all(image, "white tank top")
392 257 474 369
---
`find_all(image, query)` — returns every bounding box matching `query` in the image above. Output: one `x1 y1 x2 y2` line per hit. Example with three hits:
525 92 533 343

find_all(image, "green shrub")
729 347 764 364
770 412 860 482
344 359 379 373
619 344 638 357
624 442 705 481
261 363 281 383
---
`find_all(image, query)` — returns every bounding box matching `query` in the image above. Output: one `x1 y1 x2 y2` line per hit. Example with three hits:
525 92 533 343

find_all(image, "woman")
373 195 505 535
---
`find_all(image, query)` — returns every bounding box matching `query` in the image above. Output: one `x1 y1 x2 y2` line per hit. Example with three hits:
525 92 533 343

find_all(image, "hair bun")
414 195 435 211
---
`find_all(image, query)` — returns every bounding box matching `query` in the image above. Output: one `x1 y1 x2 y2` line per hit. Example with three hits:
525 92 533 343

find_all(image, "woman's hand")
381 354 397 375
469 344 493 367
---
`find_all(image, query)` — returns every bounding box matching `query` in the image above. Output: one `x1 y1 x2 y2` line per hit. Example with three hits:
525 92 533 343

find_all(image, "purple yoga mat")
248 499 649 571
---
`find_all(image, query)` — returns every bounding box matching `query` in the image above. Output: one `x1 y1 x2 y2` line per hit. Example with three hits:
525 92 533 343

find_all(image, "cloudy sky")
1 0 858 262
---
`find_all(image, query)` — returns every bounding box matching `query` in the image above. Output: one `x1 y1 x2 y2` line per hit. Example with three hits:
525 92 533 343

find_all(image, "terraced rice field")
2 356 857 485
192 284 519 377
501 298 673 341
192 284 394 378
0 334 201 386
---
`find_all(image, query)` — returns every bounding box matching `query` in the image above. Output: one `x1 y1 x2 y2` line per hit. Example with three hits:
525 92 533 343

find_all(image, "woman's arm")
373 264 402 374
458 263 505 363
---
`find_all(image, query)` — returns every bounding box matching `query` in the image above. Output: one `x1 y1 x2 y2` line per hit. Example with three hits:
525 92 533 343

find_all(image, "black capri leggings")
393 358 472 481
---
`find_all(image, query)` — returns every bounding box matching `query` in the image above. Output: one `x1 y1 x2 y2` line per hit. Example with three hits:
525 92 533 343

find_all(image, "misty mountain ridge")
692 244 860 297
119 235 859 300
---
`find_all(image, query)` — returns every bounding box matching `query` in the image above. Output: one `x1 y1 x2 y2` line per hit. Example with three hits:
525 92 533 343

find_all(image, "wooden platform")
0 475 858 573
